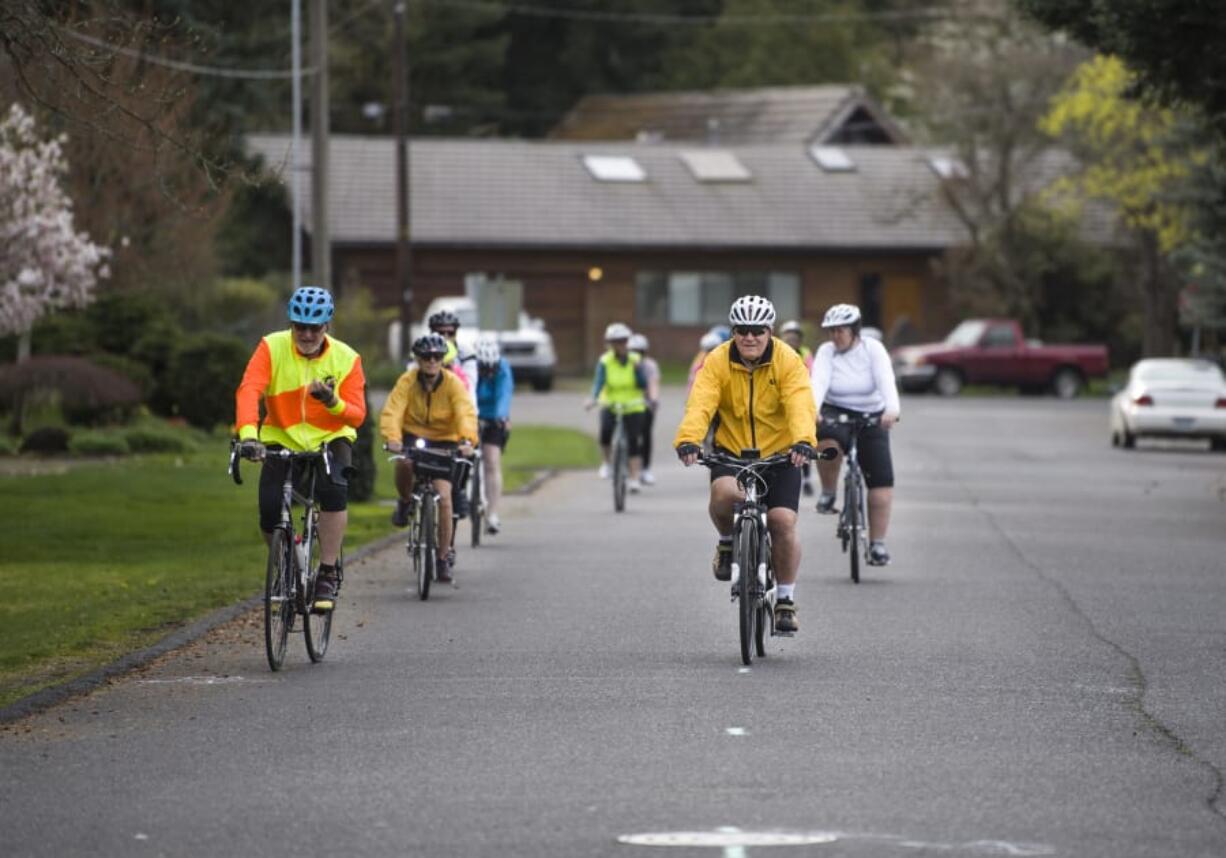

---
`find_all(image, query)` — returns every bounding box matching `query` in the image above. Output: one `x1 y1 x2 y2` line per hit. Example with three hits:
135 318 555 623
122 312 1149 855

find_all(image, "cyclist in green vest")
584 322 648 492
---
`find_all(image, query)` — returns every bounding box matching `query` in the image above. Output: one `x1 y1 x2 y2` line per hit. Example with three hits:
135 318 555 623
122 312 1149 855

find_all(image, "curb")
0 530 405 725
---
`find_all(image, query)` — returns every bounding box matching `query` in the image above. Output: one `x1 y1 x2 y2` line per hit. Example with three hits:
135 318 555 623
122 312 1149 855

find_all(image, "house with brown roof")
549 85 908 146
247 132 966 371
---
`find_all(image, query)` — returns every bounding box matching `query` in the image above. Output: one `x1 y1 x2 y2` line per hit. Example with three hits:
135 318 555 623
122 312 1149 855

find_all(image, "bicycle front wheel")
264 530 293 671
418 496 436 601
304 526 333 663
846 474 861 584
612 427 627 512
470 459 483 547
755 532 772 657
735 518 758 665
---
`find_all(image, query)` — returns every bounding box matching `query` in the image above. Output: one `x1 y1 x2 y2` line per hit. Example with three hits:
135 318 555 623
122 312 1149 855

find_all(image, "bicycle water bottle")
293 534 308 572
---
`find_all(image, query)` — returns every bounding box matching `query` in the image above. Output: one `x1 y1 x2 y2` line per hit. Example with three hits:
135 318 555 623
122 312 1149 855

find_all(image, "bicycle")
229 440 340 671
388 442 462 600
468 434 487 547
820 411 880 584
607 402 633 512
697 449 801 665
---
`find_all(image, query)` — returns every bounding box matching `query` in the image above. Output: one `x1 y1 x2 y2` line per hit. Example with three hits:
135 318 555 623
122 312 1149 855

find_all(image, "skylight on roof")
928 155 969 180
808 145 856 172
678 150 752 182
582 155 647 182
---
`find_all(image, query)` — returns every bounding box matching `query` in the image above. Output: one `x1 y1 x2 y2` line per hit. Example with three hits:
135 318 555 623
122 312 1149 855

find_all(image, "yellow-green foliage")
1041 55 1201 252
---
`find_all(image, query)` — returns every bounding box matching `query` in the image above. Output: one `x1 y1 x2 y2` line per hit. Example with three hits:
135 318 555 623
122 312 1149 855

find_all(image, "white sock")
778 584 795 601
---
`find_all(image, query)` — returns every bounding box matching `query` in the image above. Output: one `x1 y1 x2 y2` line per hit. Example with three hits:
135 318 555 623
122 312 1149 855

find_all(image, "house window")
636 270 800 326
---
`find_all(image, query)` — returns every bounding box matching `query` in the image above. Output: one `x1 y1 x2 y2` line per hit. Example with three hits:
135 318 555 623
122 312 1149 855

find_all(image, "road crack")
975 500 1226 827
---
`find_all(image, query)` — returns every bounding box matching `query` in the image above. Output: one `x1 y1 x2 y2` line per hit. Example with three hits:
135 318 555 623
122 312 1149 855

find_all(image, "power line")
59 27 317 80
416 0 956 26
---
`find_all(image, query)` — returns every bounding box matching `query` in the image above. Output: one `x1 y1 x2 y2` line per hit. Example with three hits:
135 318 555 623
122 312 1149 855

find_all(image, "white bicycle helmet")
699 331 722 350
475 336 501 365
604 322 632 341
628 333 649 352
728 295 776 327
821 303 862 328
779 320 803 335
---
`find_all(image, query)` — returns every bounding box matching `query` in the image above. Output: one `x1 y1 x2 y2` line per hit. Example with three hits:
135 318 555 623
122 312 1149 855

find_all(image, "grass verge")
0 424 597 709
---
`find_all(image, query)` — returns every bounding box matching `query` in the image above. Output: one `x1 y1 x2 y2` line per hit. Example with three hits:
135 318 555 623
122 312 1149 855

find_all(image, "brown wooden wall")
332 244 949 373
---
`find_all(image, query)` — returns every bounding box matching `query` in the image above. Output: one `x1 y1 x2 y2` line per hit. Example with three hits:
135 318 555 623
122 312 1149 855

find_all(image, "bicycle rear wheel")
470 458 483 547
846 474 861 584
264 530 293 671
304 526 333 663
418 496 436 601
735 518 758 665
612 427 627 512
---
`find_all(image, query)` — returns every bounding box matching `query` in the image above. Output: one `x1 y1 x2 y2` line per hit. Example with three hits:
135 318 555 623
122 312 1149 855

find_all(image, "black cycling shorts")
818 404 895 489
479 419 511 450
599 408 646 456
258 438 353 533
707 446 803 512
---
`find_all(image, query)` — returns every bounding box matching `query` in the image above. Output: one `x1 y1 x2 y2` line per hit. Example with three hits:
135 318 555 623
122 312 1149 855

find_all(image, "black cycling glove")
676 442 701 460
790 441 817 461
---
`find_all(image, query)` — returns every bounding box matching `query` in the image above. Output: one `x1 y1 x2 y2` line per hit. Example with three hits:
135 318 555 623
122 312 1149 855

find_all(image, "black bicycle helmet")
428 310 461 331
411 333 448 358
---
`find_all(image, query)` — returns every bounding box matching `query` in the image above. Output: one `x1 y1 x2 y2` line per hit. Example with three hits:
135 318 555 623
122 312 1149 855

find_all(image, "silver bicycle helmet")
604 322 632 341
728 295 776 327
779 320 803 336
821 303 862 328
628 333 649 352
475 336 501 365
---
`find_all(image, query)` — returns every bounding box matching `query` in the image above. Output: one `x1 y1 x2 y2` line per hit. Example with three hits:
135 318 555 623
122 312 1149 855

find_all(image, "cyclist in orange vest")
234 286 367 610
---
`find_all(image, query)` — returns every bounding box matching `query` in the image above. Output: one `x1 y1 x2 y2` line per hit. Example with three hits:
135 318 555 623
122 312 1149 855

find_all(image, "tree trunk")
1139 232 1178 356
17 330 32 363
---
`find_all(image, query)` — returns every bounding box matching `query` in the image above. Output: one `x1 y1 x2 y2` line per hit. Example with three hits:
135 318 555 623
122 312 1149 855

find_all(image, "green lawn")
0 424 597 708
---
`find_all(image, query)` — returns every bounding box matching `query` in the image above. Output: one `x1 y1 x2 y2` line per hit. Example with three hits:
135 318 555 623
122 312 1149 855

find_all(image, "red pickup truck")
892 318 1109 398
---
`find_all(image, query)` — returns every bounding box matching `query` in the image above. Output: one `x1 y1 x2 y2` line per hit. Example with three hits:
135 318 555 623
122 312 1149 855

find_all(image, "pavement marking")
737 668 752 674
615 829 1052 854
136 676 254 686
724 727 747 736
134 833 149 841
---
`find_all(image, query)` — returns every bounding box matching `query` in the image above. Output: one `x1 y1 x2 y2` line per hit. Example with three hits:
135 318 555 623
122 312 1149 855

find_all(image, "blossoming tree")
0 103 110 361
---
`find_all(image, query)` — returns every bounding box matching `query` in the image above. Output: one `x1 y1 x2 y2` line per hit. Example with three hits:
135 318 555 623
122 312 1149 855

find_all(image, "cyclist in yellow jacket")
380 333 478 583
234 286 367 610
674 295 817 633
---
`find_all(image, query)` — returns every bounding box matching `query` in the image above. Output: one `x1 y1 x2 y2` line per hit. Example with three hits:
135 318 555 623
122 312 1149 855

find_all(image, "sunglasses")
433 328 457 337
292 322 324 333
732 325 768 337
418 353 445 363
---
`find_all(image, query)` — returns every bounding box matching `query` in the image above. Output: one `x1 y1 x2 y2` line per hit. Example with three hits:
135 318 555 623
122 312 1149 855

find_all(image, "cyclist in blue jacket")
475 337 514 534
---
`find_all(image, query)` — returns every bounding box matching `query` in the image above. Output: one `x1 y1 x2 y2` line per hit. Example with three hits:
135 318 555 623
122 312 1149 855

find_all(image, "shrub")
0 434 17 456
0 356 142 433
164 332 250 430
123 424 197 453
68 430 131 456
20 426 70 454
348 397 377 502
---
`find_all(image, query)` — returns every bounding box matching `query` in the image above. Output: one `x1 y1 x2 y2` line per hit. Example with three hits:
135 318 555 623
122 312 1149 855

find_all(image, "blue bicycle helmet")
288 286 334 324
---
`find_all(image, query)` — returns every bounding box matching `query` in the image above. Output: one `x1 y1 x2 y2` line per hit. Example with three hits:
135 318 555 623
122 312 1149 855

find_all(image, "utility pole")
392 0 413 360
310 0 331 292
291 0 303 293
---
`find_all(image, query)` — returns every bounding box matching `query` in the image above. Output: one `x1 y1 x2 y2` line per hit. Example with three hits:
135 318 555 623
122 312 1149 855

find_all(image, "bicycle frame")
821 412 877 583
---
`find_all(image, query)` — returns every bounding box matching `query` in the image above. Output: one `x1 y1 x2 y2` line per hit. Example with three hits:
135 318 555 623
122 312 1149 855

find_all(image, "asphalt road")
3 390 1225 858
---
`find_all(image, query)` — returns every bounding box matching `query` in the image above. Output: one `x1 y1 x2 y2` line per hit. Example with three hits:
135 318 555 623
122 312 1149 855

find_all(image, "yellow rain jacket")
674 338 816 456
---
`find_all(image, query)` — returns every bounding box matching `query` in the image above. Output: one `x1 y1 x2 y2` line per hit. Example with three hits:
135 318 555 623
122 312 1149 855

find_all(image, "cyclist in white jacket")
810 303 901 565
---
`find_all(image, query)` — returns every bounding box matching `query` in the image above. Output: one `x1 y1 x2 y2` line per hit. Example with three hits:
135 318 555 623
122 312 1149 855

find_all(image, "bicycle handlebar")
228 439 332 486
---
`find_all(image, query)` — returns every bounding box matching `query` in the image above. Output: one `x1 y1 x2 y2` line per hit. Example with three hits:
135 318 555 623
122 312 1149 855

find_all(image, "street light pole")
310 0 330 292
392 0 413 361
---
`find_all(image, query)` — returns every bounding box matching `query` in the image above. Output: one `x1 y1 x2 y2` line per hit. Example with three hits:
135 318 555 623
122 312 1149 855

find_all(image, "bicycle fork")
729 506 769 596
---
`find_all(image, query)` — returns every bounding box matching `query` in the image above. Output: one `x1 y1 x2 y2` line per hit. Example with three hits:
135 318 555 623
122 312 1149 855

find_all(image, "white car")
412 296 557 391
1110 358 1226 450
